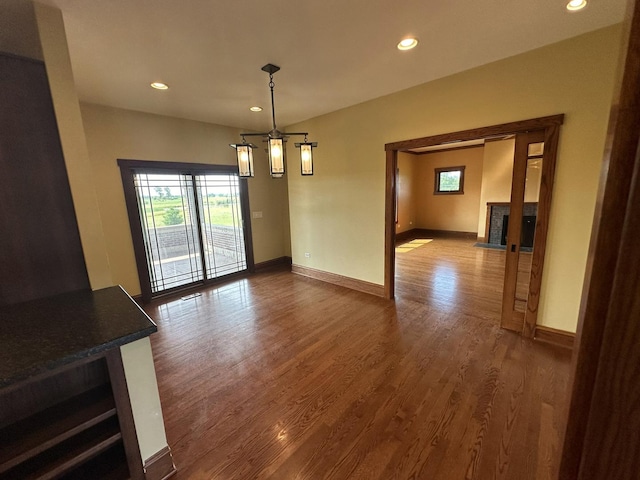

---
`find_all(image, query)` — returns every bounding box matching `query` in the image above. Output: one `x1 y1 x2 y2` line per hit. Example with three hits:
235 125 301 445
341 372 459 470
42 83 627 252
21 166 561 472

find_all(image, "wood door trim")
502 129 553 336
500 132 531 330
384 114 564 151
384 149 398 299
384 115 564 303
411 143 485 156
482 205 490 243
523 124 560 337
560 0 640 477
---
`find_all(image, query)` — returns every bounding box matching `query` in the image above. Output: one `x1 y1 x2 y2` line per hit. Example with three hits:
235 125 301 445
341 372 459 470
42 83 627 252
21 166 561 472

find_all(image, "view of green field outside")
134 173 247 294
141 193 235 227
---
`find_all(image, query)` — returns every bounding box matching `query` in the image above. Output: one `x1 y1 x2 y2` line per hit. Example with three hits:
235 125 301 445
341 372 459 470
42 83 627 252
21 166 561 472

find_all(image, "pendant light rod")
240 64 309 138
269 73 277 131
261 63 280 131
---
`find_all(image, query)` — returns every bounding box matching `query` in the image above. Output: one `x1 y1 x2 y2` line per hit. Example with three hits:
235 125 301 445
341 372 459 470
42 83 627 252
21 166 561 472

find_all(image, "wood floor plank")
144 237 571 479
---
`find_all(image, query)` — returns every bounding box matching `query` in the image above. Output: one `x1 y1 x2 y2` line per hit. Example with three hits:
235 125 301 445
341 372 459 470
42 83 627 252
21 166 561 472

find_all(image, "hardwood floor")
145 237 571 479
395 237 506 320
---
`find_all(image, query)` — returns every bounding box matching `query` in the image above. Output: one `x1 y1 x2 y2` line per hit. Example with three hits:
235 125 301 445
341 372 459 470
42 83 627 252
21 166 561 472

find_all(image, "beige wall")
287 25 622 332
477 139 516 238
414 147 484 233
250 149 292 260
81 103 291 297
35 3 113 290
396 152 416 234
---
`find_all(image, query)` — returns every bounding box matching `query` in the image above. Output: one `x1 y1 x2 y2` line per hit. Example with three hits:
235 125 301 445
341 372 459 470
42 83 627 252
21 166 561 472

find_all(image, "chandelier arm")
239 132 310 138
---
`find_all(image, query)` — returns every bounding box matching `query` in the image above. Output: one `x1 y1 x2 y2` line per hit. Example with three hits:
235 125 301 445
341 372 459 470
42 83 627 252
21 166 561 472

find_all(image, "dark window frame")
434 166 465 195
117 159 254 303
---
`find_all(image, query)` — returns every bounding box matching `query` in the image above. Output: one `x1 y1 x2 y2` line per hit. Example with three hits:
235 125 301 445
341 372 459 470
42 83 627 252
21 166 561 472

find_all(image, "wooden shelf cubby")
0 352 142 480
0 384 116 474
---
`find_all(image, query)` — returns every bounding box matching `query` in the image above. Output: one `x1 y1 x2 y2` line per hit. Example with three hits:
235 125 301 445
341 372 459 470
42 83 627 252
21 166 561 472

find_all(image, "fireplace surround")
485 202 538 246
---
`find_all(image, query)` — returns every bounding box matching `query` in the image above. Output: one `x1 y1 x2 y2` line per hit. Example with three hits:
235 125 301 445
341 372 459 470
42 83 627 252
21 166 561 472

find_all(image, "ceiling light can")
566 0 587 11
397 38 418 50
250 106 263 112
150 82 169 90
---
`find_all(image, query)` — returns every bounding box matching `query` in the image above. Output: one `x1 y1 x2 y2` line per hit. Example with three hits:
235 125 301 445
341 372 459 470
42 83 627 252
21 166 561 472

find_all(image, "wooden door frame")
560 0 640 477
501 129 552 335
384 115 563 337
118 159 255 303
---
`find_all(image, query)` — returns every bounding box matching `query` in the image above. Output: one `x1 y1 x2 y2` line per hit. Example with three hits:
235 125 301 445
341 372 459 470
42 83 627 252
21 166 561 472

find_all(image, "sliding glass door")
196 174 247 279
119 161 253 301
134 172 203 294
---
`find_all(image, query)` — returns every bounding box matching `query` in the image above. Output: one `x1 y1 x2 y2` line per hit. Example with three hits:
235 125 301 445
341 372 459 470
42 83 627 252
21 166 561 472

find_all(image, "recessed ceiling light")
150 82 169 90
397 37 418 51
566 0 587 11
250 106 263 112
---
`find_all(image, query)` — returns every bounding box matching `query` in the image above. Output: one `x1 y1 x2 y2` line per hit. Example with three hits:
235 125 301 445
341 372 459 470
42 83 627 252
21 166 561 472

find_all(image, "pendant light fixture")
295 136 316 176
230 139 255 177
231 64 317 178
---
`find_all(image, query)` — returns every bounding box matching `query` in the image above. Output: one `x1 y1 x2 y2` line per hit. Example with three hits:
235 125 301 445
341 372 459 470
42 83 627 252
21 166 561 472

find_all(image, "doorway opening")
385 115 563 337
119 160 254 302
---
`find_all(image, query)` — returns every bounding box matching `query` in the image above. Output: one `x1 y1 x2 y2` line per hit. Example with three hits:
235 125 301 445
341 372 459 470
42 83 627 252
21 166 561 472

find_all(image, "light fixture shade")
268 138 285 178
235 144 254 177
300 143 314 176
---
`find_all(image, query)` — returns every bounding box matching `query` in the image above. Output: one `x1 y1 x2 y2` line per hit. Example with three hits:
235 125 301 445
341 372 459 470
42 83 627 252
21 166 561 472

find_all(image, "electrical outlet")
252 211 263 219
304 252 311 258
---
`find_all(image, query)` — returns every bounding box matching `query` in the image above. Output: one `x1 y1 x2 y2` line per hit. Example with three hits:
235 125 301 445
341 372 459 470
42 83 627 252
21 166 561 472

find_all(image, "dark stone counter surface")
0 285 157 389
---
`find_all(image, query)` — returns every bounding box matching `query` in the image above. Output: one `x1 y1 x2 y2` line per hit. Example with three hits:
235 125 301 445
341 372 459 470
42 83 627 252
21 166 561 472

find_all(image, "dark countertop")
0 285 157 389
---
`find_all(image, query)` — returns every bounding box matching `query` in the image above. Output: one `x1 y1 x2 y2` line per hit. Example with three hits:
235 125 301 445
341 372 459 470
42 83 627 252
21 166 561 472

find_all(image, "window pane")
528 142 544 157
439 170 461 192
195 174 247 279
134 172 203 293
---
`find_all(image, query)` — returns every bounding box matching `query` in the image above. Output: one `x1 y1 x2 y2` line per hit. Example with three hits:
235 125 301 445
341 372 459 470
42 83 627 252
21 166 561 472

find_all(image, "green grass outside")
141 196 236 227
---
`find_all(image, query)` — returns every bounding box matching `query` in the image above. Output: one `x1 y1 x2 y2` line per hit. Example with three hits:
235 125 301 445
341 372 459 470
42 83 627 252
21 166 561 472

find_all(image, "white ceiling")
31 0 627 131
